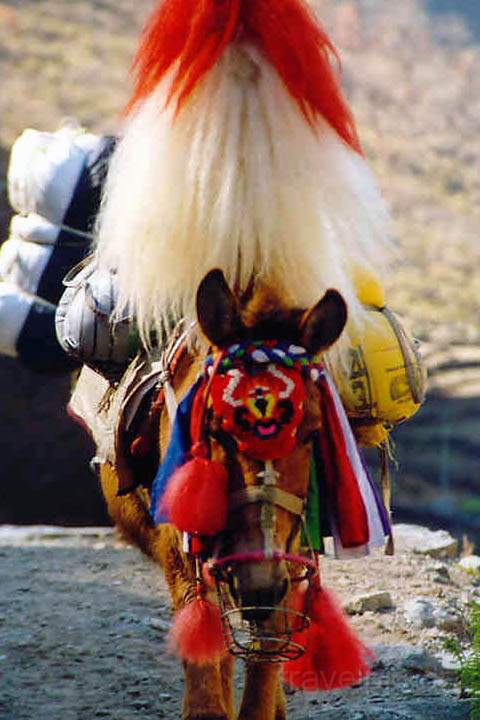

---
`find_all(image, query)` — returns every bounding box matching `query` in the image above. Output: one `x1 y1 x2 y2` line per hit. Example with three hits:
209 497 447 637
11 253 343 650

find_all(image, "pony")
100 268 384 720
94 0 393 717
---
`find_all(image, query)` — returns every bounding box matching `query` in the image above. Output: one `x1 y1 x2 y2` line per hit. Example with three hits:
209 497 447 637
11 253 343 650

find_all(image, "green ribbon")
301 450 324 553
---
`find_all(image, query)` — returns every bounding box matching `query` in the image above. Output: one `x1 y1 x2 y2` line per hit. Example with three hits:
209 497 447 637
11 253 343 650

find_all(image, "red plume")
169 596 227 664
284 586 374 691
126 0 361 153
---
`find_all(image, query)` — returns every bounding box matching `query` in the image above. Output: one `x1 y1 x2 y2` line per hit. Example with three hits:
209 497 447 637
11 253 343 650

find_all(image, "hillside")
326 0 480 536
321 0 480 345
0 0 478 533
332 0 480 533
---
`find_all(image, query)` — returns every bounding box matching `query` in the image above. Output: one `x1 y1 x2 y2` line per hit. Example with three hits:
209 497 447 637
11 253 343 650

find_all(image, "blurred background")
0 0 478 537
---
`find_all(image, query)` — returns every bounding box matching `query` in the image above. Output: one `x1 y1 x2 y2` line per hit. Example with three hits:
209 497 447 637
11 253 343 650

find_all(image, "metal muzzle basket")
209 551 317 662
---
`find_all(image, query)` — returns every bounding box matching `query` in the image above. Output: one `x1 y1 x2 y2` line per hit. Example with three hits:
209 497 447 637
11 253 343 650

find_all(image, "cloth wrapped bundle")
8 126 115 231
55 256 136 379
10 213 61 245
0 125 116 373
0 217 55 296
5 126 116 305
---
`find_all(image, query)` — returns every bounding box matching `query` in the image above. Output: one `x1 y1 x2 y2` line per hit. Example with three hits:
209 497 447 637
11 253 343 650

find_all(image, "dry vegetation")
326 0 480 345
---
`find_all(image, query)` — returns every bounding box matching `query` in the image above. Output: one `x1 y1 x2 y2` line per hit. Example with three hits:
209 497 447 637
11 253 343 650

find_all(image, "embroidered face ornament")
208 344 308 461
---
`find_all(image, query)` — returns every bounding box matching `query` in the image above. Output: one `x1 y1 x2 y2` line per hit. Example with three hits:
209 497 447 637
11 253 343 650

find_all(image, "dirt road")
0 526 473 719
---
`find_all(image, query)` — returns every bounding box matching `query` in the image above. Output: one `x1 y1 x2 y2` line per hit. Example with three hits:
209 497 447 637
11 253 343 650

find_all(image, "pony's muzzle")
211 552 316 662
238 577 290 622
229 559 290 621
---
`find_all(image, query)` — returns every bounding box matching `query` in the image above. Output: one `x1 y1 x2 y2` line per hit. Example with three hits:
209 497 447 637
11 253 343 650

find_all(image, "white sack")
7 126 101 225
0 237 53 294
0 282 33 357
10 213 61 246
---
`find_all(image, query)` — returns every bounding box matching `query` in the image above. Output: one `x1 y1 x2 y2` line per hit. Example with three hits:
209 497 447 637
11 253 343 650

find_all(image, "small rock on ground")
458 555 480 575
394 525 458 559
403 598 436 628
345 591 394 615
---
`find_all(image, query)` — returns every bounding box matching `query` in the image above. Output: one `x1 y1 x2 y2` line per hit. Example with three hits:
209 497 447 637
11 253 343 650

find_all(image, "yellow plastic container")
336 268 428 446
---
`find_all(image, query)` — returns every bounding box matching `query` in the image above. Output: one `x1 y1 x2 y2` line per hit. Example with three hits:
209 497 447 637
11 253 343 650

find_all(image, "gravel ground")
0 526 475 719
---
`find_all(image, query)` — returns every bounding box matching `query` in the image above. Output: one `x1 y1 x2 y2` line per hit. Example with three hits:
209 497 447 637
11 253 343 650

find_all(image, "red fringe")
284 587 374 691
318 383 370 548
126 0 361 152
169 597 227 664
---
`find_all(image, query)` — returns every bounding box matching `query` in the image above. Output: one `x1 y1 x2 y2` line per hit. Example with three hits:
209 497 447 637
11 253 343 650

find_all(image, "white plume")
96 44 392 355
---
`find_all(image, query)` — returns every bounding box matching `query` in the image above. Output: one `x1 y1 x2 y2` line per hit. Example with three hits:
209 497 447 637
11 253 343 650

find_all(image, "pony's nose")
239 578 289 622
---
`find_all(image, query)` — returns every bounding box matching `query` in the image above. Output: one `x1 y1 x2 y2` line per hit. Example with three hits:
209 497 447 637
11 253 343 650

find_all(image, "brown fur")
99 279 347 719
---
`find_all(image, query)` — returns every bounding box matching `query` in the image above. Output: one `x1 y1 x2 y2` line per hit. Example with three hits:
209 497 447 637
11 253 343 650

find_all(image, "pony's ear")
300 289 348 355
196 269 244 348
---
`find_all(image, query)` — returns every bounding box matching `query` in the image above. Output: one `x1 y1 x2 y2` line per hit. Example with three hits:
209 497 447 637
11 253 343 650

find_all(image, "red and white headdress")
96 0 391 355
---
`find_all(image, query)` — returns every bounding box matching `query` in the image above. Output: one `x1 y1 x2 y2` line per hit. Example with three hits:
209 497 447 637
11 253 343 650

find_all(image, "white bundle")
7 125 100 226
0 214 59 294
0 125 114 371
0 238 52 296
0 282 36 357
10 213 61 246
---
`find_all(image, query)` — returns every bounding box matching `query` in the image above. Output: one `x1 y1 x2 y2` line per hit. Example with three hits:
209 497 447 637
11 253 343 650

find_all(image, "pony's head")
163 270 378 679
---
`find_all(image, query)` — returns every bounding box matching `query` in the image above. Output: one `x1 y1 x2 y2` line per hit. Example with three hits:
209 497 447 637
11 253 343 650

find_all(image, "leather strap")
229 486 305 517
381 306 425 405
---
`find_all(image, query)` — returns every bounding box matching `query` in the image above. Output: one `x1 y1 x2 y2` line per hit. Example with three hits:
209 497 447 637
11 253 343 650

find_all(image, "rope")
380 442 395 556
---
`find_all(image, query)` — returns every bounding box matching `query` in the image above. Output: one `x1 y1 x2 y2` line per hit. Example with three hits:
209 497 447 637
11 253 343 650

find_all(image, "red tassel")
169 597 227 665
284 586 374 691
162 444 228 535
